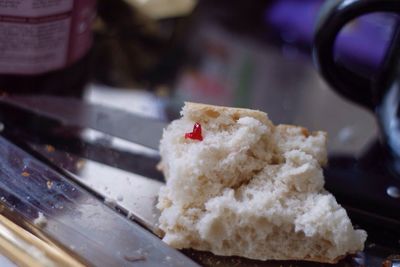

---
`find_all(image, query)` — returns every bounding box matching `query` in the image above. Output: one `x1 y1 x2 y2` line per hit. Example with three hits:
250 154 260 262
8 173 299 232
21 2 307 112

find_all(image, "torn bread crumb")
34 212 47 228
157 102 367 263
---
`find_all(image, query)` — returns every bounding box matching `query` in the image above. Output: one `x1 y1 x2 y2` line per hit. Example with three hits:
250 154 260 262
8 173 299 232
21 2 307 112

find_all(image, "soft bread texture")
157 102 367 263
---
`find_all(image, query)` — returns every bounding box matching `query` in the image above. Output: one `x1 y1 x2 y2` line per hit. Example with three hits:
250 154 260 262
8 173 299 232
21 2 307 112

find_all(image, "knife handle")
0 212 85 267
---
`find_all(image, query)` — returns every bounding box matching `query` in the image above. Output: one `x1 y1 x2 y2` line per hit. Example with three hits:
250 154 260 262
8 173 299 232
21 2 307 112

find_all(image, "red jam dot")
184 122 203 141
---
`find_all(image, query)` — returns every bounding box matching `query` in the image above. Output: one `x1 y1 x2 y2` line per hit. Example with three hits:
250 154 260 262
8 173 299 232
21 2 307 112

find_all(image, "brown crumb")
46 181 53 189
21 172 30 177
205 109 220 118
300 127 309 137
76 160 85 170
45 145 55 152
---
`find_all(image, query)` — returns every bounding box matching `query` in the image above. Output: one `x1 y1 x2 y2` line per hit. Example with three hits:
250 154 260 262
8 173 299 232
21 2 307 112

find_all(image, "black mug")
314 0 400 172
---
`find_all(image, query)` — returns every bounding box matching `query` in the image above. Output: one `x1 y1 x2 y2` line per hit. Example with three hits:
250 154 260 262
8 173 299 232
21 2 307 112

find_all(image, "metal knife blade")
0 135 200 267
0 95 165 151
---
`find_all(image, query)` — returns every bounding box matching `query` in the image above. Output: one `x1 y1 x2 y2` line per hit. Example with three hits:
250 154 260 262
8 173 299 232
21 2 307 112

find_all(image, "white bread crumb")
104 197 117 207
157 102 367 263
34 212 47 228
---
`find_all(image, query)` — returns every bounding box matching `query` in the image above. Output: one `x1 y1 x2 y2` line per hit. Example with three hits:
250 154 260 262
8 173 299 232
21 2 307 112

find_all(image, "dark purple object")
266 0 396 72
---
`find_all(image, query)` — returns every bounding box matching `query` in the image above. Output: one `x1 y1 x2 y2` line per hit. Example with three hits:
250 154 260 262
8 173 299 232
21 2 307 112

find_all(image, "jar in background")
0 0 96 96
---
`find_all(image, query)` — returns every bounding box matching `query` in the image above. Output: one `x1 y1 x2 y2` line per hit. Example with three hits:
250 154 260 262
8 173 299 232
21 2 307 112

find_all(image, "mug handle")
313 0 400 110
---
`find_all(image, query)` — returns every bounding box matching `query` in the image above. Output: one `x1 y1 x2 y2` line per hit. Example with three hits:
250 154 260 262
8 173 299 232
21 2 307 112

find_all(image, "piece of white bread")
157 102 367 263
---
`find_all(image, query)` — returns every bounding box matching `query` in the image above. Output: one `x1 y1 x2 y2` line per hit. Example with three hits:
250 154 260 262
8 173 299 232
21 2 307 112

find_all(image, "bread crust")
184 102 272 125
184 102 266 116
185 102 327 137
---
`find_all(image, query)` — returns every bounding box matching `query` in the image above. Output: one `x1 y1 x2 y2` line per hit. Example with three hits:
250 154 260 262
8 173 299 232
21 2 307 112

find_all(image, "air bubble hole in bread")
157 102 367 263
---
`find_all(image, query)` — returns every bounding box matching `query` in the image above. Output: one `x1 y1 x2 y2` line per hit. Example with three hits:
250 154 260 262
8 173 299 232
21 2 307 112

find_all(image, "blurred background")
3 0 399 156
92 0 397 157
2 2 400 265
